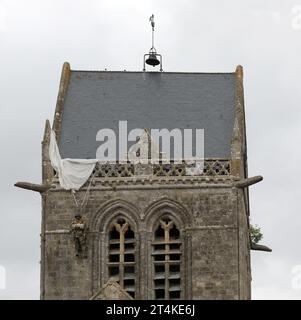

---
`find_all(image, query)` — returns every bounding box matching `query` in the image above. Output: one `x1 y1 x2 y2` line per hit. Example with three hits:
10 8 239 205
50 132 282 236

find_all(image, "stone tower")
16 62 265 300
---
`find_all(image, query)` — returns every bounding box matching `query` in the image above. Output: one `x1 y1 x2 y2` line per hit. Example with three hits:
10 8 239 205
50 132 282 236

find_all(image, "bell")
145 53 160 67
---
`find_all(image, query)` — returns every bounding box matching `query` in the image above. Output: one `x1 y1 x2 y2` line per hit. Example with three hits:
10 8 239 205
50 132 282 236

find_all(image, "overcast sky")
0 0 300 300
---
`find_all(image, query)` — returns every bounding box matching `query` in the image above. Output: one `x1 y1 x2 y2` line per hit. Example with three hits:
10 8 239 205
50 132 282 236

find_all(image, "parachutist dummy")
70 212 87 258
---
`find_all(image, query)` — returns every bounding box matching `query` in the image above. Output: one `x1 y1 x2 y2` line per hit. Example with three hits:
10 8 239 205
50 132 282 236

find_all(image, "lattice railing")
202 159 230 176
153 159 230 176
94 163 134 177
153 163 186 176
92 159 230 178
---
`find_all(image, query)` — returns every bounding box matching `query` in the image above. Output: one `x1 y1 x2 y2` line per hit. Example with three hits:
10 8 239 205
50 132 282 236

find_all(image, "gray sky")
0 0 300 299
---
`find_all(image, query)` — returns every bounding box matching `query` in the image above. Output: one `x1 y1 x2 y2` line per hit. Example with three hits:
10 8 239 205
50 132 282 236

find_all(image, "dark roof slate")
59 71 236 159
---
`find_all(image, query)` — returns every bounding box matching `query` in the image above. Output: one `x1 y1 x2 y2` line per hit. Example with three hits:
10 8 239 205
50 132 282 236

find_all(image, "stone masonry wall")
42 184 250 300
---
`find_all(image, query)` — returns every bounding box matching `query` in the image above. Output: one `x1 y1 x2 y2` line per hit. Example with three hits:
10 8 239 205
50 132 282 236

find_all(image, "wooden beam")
235 175 263 188
14 182 53 193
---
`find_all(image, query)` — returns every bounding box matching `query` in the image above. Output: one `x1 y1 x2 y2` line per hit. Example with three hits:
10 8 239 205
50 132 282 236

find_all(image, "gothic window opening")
108 217 136 298
152 217 182 299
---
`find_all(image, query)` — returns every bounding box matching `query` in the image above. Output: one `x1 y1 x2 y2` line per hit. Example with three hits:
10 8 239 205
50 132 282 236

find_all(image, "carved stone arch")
144 197 192 231
143 197 192 300
90 199 141 297
90 199 140 232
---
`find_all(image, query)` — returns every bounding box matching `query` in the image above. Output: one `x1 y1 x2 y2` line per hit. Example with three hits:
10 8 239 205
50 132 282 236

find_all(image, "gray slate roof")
59 71 236 159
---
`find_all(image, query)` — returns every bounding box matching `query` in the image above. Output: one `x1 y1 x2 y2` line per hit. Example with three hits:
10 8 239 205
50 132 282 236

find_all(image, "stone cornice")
49 175 239 192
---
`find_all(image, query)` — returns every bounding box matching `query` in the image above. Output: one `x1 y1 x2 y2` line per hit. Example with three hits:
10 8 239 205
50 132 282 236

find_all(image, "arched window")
152 216 182 299
107 217 136 298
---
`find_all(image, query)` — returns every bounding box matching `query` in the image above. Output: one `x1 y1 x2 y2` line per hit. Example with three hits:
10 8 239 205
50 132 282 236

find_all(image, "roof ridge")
70 70 236 75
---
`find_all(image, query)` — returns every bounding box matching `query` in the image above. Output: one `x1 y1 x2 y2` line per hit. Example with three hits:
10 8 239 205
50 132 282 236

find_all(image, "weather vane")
143 14 163 71
150 14 155 49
